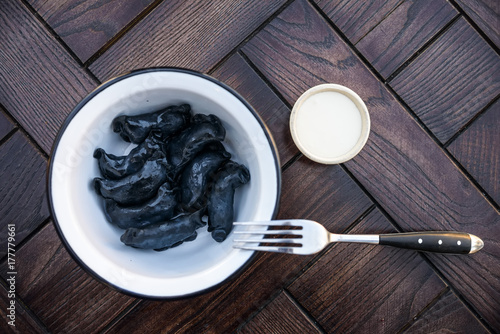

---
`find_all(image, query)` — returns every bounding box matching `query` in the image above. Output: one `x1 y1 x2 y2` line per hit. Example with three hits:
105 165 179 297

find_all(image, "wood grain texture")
0 223 136 333
89 0 287 81
356 0 457 78
0 132 49 258
0 0 97 154
210 53 298 165
275 156 373 231
242 0 500 330
315 0 403 44
107 260 317 333
240 291 321 334
106 293 218 334
288 209 447 334
390 17 500 143
455 0 500 49
107 155 372 333
0 107 15 142
27 0 154 62
0 284 46 334
1 0 497 331
448 99 500 205
405 289 489 333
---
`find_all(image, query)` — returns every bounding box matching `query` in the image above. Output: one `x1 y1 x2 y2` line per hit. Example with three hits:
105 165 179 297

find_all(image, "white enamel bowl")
48 68 281 298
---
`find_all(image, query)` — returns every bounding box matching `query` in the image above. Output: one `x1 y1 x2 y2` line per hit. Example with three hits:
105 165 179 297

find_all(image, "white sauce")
294 91 362 159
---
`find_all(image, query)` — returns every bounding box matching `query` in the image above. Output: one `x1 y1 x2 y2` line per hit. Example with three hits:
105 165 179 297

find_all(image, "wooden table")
1 0 499 333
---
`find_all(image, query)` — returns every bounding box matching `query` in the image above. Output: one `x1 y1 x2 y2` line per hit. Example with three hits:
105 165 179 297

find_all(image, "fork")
233 220 484 255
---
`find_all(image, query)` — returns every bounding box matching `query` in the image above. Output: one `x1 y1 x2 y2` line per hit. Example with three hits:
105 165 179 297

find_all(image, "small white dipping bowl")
47 68 281 298
290 84 370 164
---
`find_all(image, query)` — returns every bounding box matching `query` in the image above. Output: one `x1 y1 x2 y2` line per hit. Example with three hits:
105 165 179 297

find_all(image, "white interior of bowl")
50 70 279 297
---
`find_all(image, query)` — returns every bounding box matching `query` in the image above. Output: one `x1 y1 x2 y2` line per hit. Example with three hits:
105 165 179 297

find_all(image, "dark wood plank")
107 264 318 333
89 0 287 81
0 132 49 258
390 17 500 143
107 156 372 333
275 156 373 231
242 0 500 330
288 208 446 333
356 0 457 78
455 0 500 49
0 223 136 333
210 53 298 165
448 99 500 205
0 284 46 334
423 223 500 332
405 290 489 333
315 0 403 44
240 291 321 334
0 0 97 154
27 0 155 62
0 107 15 142
106 294 217 334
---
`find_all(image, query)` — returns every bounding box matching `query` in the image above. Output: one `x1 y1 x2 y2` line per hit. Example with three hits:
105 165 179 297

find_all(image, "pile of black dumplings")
92 104 250 251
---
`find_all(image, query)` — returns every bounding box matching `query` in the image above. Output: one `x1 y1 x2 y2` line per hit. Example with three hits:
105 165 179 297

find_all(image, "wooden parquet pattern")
0 0 498 333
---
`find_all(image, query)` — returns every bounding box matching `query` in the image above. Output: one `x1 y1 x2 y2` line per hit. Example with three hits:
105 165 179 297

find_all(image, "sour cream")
290 84 370 164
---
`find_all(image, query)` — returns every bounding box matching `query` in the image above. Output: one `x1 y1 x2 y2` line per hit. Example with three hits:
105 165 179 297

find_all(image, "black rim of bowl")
46 67 282 300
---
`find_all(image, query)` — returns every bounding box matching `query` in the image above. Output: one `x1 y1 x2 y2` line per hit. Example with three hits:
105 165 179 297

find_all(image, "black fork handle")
379 232 483 254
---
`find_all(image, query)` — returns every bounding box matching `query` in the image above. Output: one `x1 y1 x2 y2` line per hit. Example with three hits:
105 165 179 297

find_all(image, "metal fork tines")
232 220 323 255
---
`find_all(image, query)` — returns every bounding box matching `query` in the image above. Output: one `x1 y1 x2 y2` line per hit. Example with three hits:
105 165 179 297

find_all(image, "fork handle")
379 232 483 254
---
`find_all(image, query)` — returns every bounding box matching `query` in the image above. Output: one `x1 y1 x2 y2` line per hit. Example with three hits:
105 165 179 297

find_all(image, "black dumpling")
93 153 169 206
178 143 231 211
120 209 206 250
112 104 191 143
164 113 226 170
103 182 178 229
207 161 250 242
94 131 165 180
